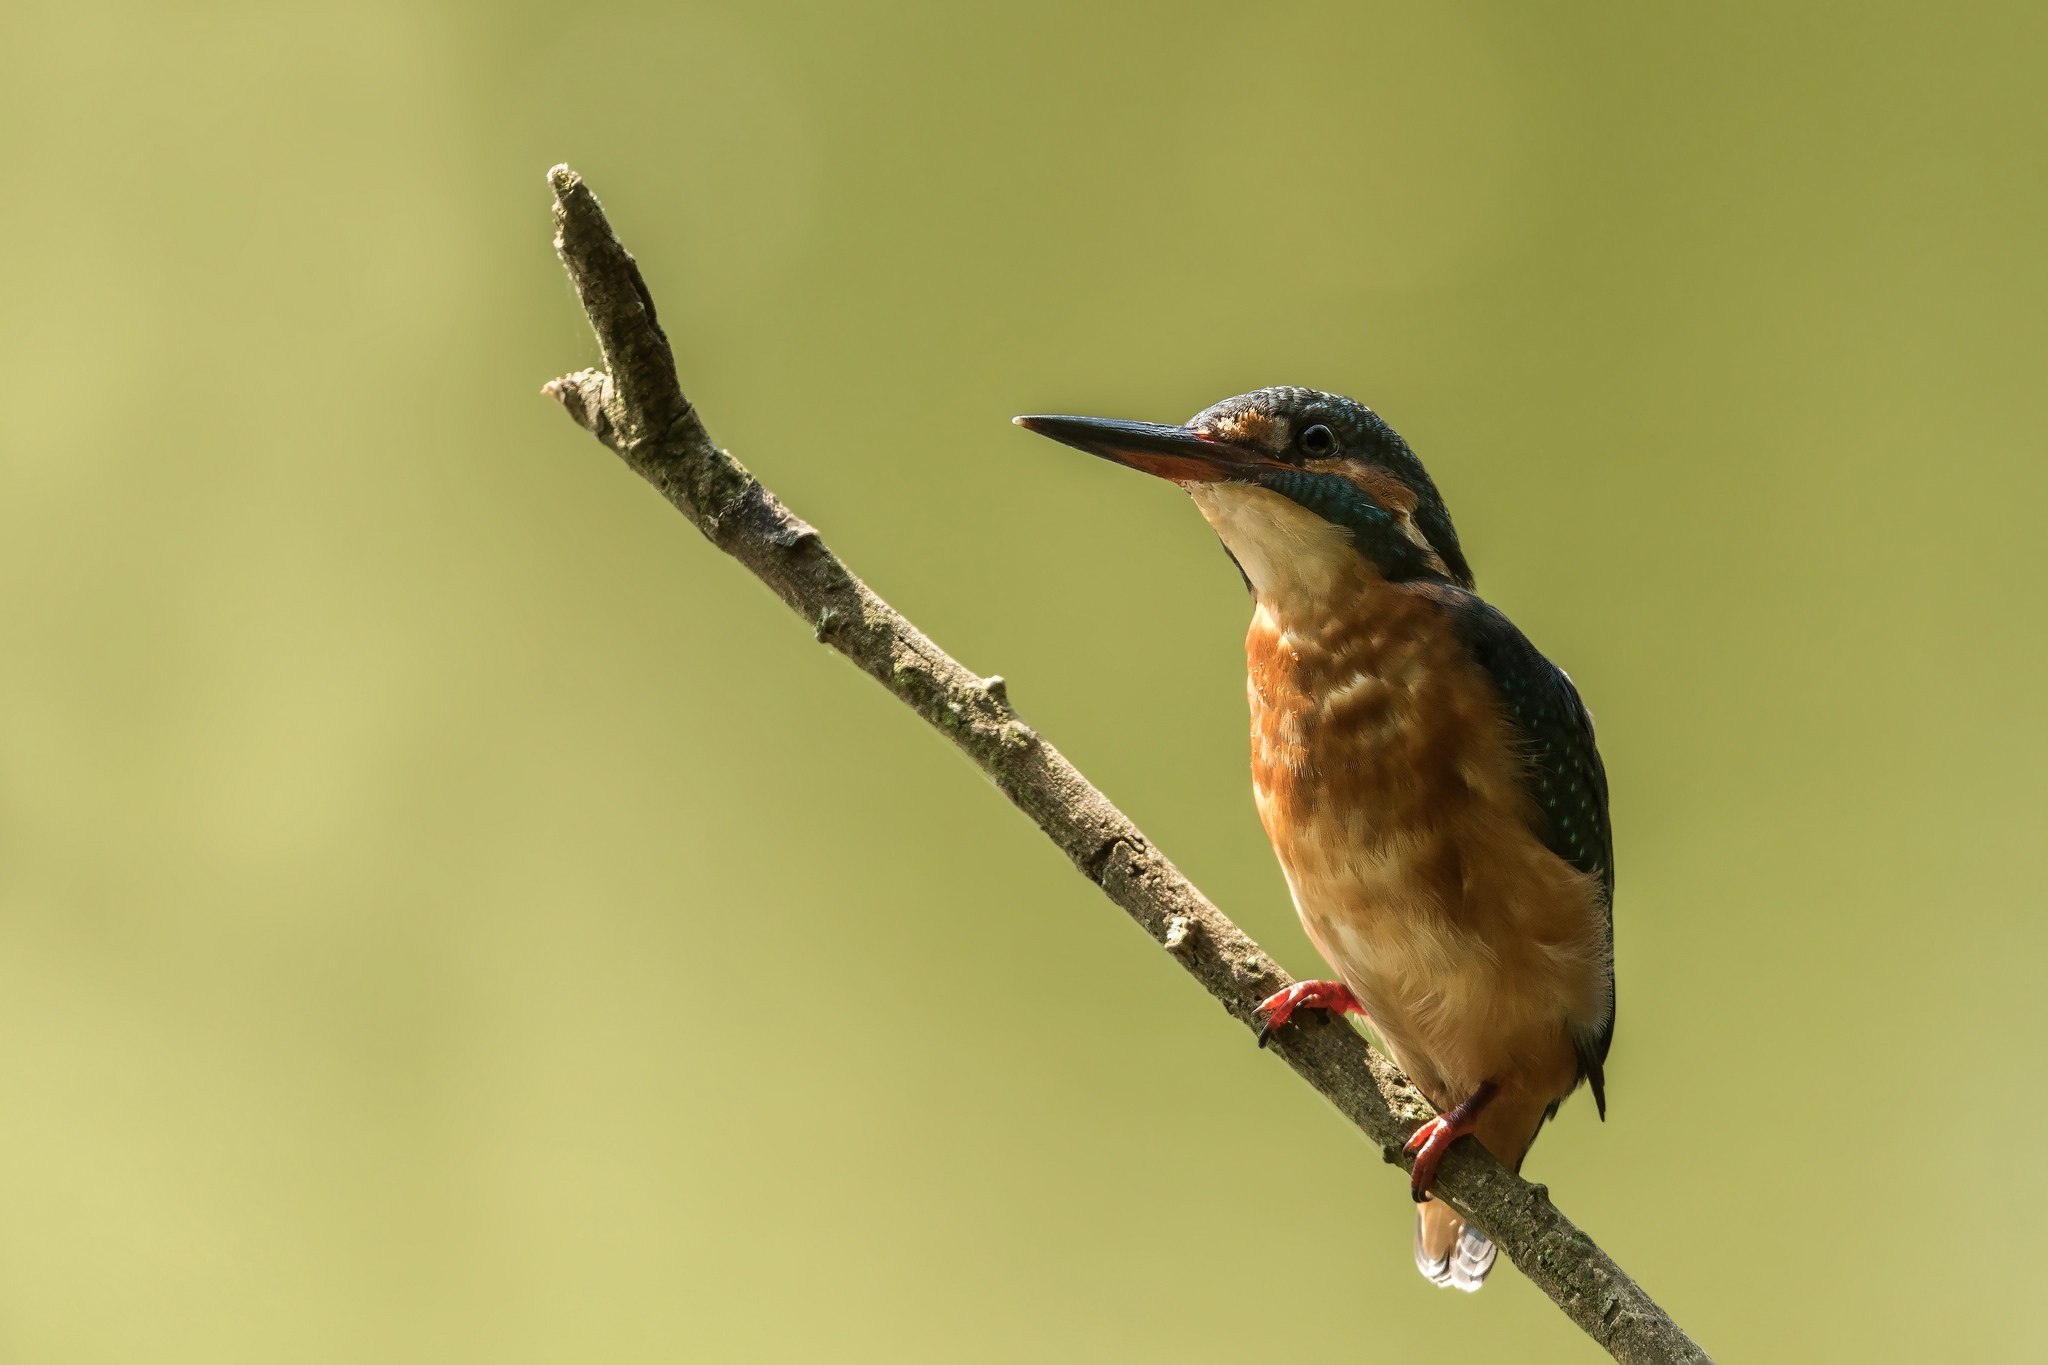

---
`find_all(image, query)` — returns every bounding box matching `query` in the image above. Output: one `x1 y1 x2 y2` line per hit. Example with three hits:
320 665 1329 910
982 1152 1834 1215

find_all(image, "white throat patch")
1186 483 1360 613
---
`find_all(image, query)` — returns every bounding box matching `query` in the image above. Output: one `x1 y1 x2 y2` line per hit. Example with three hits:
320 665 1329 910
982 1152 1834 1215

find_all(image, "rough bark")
539 163 1711 1365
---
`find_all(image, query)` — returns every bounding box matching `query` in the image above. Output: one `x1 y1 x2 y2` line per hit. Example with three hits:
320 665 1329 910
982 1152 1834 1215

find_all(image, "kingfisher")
1017 388 1613 1292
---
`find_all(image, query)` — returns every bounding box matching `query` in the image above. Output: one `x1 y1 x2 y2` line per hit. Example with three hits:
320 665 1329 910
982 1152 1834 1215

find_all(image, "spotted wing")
1434 588 1615 1109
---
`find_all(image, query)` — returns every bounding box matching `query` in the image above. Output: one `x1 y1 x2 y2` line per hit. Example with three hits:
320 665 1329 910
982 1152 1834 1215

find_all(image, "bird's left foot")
1254 980 1366 1048
1404 1081 1500 1202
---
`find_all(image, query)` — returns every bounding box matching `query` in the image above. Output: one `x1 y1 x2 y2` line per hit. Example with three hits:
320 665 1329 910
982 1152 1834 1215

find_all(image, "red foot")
1403 1081 1499 1201
1254 980 1366 1049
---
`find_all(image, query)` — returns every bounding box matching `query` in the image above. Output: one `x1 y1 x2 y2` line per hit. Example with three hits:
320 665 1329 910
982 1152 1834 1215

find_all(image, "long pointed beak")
1012 414 1261 483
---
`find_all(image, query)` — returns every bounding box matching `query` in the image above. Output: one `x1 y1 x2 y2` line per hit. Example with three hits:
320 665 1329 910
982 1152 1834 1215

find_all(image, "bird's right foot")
1404 1080 1500 1201
1254 980 1367 1048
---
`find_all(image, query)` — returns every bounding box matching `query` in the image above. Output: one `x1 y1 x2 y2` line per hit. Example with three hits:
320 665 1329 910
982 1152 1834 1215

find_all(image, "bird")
1016 388 1613 1292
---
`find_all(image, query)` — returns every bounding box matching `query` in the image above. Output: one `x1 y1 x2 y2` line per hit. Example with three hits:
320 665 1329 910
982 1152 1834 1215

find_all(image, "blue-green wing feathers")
1434 588 1615 1115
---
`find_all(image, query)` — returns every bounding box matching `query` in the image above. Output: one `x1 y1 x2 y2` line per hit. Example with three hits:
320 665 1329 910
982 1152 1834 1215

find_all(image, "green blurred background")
3 1 2044 1359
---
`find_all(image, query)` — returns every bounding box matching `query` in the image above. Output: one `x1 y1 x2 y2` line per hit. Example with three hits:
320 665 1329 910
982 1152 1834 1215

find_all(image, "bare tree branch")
539 164 1711 1365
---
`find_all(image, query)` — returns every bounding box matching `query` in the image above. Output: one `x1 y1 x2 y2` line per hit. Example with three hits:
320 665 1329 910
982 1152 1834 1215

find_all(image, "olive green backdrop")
3 1 2044 1360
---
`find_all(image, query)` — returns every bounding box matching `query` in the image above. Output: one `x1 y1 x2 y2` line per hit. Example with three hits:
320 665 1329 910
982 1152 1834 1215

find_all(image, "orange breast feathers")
1247 581 1610 1165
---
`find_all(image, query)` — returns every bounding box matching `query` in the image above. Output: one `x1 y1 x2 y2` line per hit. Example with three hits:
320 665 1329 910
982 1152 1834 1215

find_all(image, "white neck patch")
1186 482 1361 617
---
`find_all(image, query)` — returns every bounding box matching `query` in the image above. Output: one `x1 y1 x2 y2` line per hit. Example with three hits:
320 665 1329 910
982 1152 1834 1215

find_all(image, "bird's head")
1016 387 1472 606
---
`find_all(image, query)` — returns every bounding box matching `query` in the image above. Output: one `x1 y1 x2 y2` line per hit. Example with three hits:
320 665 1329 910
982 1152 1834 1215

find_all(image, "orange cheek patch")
1307 460 1418 516
1207 409 1284 450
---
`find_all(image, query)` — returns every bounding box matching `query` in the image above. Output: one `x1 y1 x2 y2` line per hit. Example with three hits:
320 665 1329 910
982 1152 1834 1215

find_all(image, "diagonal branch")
539 164 1710 1365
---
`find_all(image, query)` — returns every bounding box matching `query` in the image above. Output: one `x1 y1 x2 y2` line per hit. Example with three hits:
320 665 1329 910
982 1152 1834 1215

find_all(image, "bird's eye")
1299 424 1336 457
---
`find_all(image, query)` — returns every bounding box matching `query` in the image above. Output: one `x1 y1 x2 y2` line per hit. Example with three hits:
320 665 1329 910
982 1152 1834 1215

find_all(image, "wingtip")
1575 1033 1608 1121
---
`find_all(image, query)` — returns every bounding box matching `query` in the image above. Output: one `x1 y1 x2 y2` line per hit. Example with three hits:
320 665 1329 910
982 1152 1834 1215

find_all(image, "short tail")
1414 1199 1496 1292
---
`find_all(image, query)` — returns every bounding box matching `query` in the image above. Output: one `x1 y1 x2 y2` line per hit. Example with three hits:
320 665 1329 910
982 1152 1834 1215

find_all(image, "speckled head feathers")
1185 388 1473 589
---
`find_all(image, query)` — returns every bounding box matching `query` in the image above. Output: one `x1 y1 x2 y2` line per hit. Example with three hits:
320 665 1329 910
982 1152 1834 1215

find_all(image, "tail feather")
1414 1200 1497 1292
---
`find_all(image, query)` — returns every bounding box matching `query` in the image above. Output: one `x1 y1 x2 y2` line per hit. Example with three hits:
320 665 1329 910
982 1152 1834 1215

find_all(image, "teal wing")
1433 587 1614 1115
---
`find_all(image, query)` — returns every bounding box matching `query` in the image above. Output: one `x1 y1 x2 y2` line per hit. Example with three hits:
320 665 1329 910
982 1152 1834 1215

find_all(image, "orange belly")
1247 583 1610 1169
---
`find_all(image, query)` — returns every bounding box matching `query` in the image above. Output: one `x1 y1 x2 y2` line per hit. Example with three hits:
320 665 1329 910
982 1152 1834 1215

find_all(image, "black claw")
1256 1021 1274 1049
1412 1187 1431 1204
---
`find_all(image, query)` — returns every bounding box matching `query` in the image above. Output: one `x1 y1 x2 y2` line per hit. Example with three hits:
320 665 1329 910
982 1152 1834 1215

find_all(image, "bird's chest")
1246 591 1516 860
1245 589 1542 981
1231 555 1607 1114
